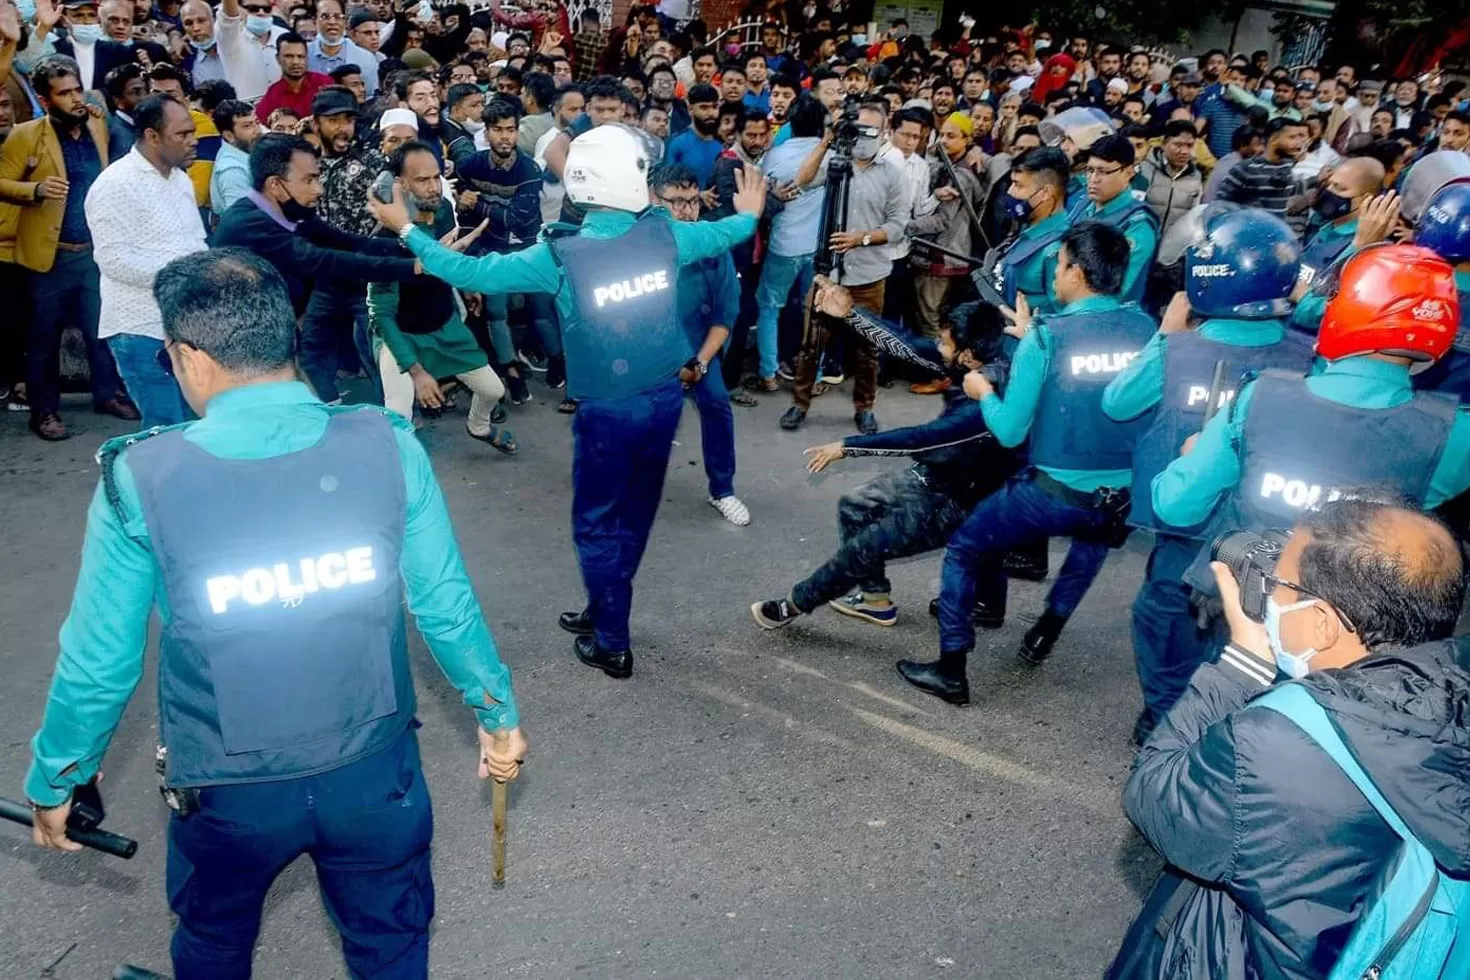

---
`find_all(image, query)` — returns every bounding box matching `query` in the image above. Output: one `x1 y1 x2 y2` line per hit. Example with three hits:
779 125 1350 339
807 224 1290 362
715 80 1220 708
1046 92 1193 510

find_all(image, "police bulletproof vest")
984 221 1066 307
549 213 691 400
1415 294 1470 402
1129 329 1316 534
1182 370 1456 592
127 409 413 788
1029 303 1157 472
1295 224 1355 292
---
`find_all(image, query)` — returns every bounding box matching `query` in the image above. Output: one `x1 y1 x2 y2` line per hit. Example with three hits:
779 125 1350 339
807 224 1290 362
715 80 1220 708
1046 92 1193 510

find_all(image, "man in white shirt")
179 0 255 92
216 0 287 101
84 94 208 428
880 106 935 330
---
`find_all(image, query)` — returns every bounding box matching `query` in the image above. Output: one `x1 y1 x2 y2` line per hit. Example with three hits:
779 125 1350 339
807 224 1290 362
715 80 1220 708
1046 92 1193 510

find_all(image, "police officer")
372 124 765 678
1410 182 1470 401
1102 208 1314 743
25 249 527 980
1290 158 1391 333
1067 134 1160 305
898 222 1157 705
982 146 1070 316
1155 244 1470 594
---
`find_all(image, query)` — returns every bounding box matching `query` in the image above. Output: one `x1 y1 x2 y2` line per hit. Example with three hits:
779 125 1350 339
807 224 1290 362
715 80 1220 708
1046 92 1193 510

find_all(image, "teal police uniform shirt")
1071 191 1158 304
1102 318 1290 422
25 383 520 806
1151 356 1470 528
1007 210 1067 315
402 208 757 330
1291 218 1361 333
979 294 1139 492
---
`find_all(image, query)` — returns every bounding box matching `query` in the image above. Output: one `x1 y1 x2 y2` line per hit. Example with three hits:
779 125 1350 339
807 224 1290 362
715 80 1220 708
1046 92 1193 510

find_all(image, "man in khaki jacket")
0 54 135 440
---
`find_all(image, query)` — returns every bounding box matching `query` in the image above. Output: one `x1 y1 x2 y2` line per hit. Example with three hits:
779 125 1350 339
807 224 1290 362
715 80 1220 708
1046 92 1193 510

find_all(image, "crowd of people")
6 0 1470 976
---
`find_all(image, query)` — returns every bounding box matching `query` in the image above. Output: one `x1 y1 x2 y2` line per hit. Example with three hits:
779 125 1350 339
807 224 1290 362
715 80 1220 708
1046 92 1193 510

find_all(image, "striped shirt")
1215 156 1300 225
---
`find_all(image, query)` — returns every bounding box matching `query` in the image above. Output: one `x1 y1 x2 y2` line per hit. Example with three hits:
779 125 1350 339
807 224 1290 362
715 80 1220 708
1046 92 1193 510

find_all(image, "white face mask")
1265 595 1320 679
463 117 485 133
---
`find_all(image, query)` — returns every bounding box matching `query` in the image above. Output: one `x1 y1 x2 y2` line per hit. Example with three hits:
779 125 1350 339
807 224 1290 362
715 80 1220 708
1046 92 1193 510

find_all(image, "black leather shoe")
928 597 1004 629
574 634 632 678
1003 549 1050 582
1017 610 1067 666
854 410 878 435
779 406 806 430
558 609 594 635
896 658 970 705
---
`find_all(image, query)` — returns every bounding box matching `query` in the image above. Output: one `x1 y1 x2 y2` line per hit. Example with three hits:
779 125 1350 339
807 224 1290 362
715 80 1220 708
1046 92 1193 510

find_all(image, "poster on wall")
873 0 944 41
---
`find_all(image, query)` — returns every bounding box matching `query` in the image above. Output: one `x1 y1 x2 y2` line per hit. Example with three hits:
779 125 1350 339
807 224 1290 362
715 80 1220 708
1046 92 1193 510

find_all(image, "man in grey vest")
25 248 527 980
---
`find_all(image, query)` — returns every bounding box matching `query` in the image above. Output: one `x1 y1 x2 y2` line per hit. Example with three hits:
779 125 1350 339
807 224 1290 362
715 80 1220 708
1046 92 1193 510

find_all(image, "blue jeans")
938 472 1112 655
754 252 815 379
485 292 561 361
300 286 371 404
107 334 190 429
572 380 684 651
687 355 736 498
1130 533 1218 721
27 248 120 415
167 729 433 980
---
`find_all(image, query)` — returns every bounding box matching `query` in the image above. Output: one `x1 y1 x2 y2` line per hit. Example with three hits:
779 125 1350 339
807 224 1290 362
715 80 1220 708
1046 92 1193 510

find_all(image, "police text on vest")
1070 351 1138 376
1259 474 1345 510
1186 385 1237 409
593 271 671 308
206 548 377 613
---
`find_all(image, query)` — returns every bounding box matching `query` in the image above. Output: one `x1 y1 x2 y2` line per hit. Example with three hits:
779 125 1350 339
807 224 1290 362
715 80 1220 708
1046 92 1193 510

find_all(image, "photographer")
780 99 907 435
1109 498 1470 979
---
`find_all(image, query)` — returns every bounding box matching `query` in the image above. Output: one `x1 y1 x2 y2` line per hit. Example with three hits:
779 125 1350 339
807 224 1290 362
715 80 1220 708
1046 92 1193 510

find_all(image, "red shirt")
254 72 332 124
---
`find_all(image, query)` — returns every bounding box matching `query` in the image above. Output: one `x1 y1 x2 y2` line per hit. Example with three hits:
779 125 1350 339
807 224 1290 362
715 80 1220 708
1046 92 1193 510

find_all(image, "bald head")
1336 156 1386 197
1298 500 1464 653
179 0 214 42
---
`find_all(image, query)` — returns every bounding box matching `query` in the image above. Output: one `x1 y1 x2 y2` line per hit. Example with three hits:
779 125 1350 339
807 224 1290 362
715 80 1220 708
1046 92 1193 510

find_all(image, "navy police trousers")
1130 533 1217 723
166 728 433 980
572 379 685 651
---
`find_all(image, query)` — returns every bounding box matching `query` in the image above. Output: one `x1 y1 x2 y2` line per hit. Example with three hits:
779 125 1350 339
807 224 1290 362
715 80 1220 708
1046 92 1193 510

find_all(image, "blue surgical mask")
246 14 274 36
1265 595 1320 679
1000 191 1033 221
16 0 36 22
70 23 103 44
192 37 217 51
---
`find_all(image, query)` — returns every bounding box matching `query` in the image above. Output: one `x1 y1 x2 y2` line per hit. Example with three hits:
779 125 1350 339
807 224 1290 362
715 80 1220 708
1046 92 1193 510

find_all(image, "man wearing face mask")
52 0 133 92
1288 156 1386 328
1109 497 1470 980
306 0 377 98
1154 245 1470 612
216 0 287 102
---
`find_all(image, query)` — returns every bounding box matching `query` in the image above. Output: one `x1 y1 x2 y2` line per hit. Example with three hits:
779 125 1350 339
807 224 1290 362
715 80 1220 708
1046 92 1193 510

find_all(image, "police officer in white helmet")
370 123 767 678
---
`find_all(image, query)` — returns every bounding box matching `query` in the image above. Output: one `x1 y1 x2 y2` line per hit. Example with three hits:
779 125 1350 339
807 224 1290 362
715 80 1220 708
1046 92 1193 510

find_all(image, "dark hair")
276 30 308 53
1162 119 1197 141
498 66 524 88
394 69 435 101
1231 123 1265 151
893 106 930 130
739 106 769 130
1298 498 1465 651
687 82 719 105
133 94 181 138
1426 93 1451 112
329 64 363 83
1446 110 1470 129
482 96 522 127
789 94 828 138
932 79 955 95
1018 101 1044 119
620 67 647 86
720 59 746 79
1013 145 1069 189
585 75 624 102
649 161 698 192
522 71 555 112
1202 48 1228 63
553 83 584 110
529 53 557 74
1266 115 1308 139
146 62 189 94
1118 123 1149 141
1358 137 1409 170
1059 221 1130 295
194 79 238 113
770 72 801 94
211 98 256 135
646 62 676 84
103 61 144 103
387 138 438 176
154 248 297 375
1121 92 1146 109
641 102 667 120
691 44 716 64
944 301 1006 365
249 133 317 191
1013 123 1041 142
446 82 481 111
810 66 839 89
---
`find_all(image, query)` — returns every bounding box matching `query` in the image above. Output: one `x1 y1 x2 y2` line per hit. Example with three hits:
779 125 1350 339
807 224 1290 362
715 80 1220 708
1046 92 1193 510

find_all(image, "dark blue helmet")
1415 182 1470 264
1184 206 1302 319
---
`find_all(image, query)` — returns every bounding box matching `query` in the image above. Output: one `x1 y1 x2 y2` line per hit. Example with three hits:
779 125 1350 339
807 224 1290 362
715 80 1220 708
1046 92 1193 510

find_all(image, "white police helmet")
564 123 655 214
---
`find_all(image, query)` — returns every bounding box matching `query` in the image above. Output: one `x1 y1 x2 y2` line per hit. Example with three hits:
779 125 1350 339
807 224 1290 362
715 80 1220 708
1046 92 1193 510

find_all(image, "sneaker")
776 362 796 382
751 597 800 629
505 371 532 406
820 372 845 386
710 495 751 526
490 401 508 424
516 350 548 373
545 355 566 390
828 594 898 627
779 406 806 430
6 383 28 412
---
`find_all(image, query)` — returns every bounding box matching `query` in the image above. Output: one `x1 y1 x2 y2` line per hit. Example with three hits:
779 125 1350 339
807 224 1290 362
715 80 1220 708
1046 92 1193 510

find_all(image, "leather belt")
55 241 92 253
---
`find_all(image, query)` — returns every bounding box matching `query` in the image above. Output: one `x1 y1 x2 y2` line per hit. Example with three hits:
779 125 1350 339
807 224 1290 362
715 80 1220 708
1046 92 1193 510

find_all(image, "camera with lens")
831 95 864 151
1210 529 1289 622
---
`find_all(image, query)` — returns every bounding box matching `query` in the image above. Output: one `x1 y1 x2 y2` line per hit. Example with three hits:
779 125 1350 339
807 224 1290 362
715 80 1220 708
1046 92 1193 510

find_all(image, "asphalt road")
0 379 1162 979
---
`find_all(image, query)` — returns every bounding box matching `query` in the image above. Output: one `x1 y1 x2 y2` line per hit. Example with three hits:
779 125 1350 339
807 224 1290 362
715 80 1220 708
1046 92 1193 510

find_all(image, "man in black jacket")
1110 498 1470 980
750 292 1019 630
212 134 420 330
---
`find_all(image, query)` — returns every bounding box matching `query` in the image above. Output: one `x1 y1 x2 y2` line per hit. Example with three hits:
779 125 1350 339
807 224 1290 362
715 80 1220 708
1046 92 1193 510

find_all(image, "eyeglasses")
658 194 701 212
242 4 272 12
1084 164 1125 179
317 11 345 21
1261 571 1358 634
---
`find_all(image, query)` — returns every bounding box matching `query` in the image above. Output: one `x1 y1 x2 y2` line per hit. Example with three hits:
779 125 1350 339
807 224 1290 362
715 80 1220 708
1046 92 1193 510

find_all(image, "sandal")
811 381 830 398
468 424 518 455
729 389 758 407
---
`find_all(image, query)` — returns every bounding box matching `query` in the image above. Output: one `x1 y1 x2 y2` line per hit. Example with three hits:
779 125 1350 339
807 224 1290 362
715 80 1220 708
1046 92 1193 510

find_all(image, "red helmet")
1318 245 1460 365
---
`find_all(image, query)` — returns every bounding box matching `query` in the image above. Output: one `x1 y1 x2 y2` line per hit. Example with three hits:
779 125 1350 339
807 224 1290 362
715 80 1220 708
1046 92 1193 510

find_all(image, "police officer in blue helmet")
25 249 526 979
1102 206 1314 743
1411 181 1470 401
371 123 766 678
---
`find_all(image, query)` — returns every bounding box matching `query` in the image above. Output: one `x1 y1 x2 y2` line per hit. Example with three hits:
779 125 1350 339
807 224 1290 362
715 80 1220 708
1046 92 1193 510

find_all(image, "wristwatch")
684 357 708 379
860 232 873 247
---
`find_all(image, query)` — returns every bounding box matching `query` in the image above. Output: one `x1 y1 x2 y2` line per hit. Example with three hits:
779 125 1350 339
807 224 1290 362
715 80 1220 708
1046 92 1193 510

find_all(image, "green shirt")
980 293 1136 492
25 382 519 806
1151 356 1470 528
1102 318 1289 422
1073 191 1158 303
